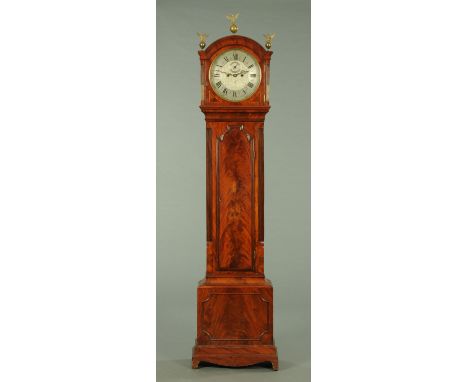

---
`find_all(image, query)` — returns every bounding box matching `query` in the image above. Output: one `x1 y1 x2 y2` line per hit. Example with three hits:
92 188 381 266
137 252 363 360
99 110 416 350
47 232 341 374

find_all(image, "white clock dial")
209 49 261 102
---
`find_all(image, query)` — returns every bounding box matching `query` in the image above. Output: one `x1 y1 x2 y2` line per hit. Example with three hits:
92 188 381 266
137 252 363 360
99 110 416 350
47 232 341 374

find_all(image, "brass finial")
226 13 239 33
197 32 208 49
263 33 275 50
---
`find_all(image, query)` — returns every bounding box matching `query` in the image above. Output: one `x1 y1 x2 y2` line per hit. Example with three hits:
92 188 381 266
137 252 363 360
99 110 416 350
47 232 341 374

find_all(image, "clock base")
192 344 278 370
193 278 278 370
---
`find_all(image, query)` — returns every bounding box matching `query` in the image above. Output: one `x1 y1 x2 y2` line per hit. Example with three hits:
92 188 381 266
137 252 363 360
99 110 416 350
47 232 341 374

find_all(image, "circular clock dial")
209 49 262 102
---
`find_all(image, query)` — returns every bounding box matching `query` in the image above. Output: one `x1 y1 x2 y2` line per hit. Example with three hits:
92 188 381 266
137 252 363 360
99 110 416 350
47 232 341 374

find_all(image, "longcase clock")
192 16 278 370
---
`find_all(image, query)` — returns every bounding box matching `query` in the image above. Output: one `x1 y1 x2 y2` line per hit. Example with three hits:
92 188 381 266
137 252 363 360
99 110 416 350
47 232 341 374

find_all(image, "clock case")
192 35 278 370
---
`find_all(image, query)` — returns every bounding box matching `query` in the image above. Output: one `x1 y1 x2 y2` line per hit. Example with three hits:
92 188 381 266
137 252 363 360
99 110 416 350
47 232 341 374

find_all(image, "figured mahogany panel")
201 293 269 341
216 125 255 271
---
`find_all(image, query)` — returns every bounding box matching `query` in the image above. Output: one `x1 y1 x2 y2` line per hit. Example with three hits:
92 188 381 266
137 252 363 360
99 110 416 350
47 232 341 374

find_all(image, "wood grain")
193 278 277 369
206 128 212 241
216 125 254 271
201 293 268 341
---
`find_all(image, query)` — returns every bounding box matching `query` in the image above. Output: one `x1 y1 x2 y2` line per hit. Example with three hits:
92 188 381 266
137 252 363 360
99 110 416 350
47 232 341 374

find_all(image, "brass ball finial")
197 32 208 50
226 13 239 34
263 33 276 50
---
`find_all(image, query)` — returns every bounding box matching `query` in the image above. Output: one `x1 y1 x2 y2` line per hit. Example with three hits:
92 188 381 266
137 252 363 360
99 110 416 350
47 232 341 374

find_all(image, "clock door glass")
209 49 261 102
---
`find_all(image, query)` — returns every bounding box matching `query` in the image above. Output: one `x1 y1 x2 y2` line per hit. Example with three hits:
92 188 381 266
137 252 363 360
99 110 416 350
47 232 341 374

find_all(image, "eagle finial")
226 13 239 33
263 33 276 50
196 32 208 49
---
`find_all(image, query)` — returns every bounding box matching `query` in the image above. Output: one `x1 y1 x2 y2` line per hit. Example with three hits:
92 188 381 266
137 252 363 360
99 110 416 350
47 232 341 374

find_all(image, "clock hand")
216 70 240 77
215 68 249 77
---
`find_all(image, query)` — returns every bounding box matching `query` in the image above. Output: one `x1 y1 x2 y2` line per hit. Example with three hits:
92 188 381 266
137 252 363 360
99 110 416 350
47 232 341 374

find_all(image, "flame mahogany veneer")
192 35 278 371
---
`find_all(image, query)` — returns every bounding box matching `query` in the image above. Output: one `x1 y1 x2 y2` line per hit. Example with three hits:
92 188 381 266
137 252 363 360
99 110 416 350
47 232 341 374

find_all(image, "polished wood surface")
217 125 254 271
193 35 278 370
192 278 278 370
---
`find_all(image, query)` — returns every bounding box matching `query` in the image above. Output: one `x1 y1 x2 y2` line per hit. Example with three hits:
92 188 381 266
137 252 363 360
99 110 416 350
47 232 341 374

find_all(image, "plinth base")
192 344 278 370
193 278 278 371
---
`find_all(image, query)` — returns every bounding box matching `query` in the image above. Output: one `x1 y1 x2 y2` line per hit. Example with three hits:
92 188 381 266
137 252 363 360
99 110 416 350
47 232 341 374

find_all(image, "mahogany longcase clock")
192 17 278 370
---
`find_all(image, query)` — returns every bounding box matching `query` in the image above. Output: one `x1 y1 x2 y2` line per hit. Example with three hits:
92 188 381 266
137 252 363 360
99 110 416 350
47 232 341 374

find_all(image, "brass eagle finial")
226 13 239 33
263 33 276 50
197 32 208 49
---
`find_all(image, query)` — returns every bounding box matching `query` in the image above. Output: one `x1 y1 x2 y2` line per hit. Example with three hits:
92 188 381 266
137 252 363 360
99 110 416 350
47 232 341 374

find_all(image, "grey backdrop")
156 0 310 380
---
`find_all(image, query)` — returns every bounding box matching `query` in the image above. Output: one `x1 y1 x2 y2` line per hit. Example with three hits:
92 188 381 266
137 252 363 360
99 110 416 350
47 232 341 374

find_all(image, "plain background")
156 0 311 381
1 1 468 382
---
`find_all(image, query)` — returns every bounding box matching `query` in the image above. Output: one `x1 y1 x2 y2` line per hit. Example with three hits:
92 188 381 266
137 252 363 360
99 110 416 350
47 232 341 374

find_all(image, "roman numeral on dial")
233 53 238 60
216 81 222 88
247 82 254 88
